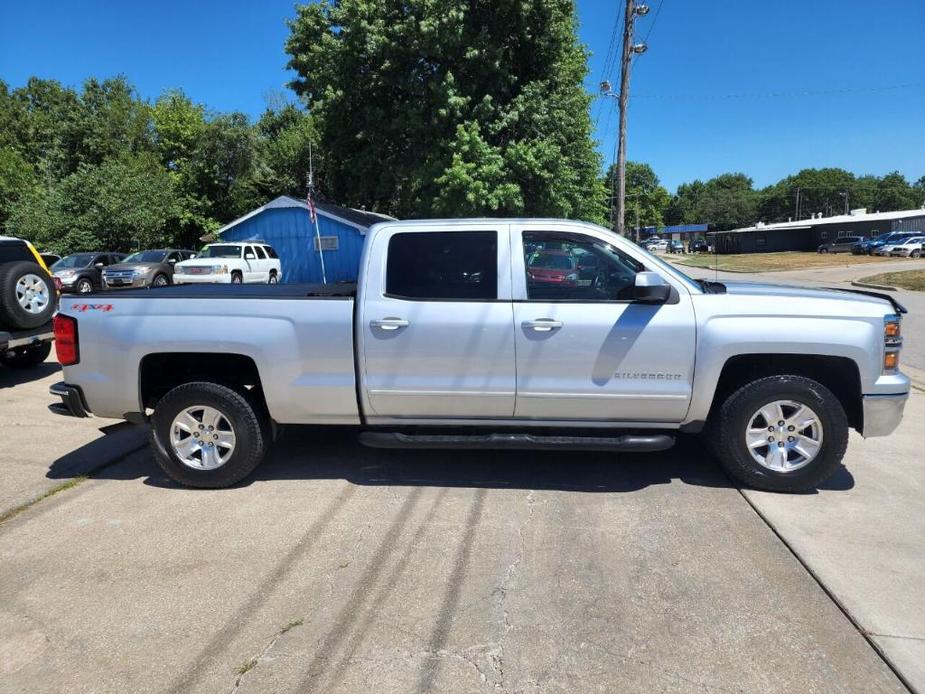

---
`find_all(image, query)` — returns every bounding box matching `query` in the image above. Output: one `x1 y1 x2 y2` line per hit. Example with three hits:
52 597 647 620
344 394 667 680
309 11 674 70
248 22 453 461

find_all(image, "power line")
630 81 925 101
638 0 663 48
592 4 625 129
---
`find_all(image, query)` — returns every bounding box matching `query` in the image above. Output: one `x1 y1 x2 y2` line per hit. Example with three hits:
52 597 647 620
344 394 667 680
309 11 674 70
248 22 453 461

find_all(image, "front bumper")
861 392 908 437
103 276 147 289
49 382 90 418
173 273 231 284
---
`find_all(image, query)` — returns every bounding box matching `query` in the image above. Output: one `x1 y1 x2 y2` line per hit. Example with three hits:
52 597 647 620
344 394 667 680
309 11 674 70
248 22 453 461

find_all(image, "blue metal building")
214 195 393 283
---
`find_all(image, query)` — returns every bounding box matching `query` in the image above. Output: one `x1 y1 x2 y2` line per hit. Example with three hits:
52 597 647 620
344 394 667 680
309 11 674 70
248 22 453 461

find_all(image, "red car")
527 250 579 285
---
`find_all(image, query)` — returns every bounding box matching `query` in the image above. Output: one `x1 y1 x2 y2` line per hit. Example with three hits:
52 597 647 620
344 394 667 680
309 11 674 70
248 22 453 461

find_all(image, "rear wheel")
0 341 52 369
0 261 56 329
150 382 269 488
267 271 278 284
231 272 243 284
710 375 848 492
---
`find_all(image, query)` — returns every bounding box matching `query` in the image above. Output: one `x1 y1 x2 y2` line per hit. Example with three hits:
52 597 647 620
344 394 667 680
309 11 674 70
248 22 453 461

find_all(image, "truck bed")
90 283 357 299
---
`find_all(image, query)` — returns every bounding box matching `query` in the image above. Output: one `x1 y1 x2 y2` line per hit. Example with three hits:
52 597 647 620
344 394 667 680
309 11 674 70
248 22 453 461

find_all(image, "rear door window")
386 231 498 300
254 246 267 260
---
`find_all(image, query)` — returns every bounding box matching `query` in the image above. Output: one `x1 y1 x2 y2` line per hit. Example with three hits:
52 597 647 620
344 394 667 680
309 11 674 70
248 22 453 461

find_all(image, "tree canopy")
285 0 606 222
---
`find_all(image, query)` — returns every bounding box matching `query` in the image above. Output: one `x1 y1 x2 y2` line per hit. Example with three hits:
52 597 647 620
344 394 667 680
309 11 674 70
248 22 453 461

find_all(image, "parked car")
647 239 669 252
173 243 282 285
888 237 925 258
667 240 685 254
51 219 909 493
817 236 863 253
689 239 710 253
525 249 578 285
862 232 919 256
102 249 196 289
0 235 56 368
52 252 126 294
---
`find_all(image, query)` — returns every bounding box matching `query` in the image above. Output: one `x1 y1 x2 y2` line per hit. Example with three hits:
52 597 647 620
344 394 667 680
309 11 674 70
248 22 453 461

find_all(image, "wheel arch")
707 353 862 432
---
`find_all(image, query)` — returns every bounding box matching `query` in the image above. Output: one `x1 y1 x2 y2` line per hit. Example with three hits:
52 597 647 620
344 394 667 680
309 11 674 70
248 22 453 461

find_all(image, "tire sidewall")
76 277 94 294
716 376 847 491
151 382 267 488
0 262 56 329
152 274 169 288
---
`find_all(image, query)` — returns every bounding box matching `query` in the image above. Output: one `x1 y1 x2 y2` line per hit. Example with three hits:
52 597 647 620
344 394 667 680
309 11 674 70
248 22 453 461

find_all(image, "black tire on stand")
0 261 56 329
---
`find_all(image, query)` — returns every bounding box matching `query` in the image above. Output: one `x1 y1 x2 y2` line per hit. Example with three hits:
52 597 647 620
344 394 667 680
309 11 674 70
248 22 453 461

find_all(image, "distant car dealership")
709 207 925 254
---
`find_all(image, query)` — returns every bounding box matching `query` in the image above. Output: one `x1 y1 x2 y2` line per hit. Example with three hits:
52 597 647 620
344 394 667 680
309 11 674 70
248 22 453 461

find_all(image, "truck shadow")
0 361 60 389
72 425 854 494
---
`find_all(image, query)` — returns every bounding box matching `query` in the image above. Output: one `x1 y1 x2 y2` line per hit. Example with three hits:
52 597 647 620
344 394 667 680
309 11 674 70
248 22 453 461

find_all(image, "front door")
360 227 516 419
512 226 696 423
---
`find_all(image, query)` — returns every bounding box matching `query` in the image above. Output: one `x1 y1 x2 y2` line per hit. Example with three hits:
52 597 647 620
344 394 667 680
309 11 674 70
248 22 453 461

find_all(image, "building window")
755 233 767 248
313 236 339 251
820 231 828 240
386 231 497 300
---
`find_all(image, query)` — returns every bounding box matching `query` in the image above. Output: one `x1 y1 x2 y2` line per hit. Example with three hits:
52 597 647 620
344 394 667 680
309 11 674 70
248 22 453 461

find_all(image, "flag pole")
307 142 327 285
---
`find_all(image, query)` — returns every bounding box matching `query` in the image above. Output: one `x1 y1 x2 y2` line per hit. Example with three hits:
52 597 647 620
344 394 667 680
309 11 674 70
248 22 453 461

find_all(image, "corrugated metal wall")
220 208 366 283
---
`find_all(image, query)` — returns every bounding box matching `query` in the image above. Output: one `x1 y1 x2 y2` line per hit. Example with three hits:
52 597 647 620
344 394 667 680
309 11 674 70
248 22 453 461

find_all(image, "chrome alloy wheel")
170 405 236 470
745 400 823 472
16 273 50 314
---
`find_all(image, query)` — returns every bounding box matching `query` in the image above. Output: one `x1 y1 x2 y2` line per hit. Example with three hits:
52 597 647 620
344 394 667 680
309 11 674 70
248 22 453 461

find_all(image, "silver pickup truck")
50 219 910 492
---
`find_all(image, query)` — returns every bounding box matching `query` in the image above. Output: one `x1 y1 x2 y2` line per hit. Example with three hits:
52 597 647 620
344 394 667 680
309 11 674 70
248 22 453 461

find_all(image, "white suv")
174 243 282 285
889 236 925 258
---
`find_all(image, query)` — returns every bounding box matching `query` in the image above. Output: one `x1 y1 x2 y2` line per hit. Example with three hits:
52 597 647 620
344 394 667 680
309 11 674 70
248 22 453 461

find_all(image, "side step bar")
359 432 675 453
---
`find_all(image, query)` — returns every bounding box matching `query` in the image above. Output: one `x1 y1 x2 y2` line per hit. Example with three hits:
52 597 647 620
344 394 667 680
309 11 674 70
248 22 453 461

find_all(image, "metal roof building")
215 196 393 283
709 208 925 254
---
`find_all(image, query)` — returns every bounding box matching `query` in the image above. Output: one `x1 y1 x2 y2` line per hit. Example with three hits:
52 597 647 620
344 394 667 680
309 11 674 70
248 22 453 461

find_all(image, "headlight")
57 270 76 277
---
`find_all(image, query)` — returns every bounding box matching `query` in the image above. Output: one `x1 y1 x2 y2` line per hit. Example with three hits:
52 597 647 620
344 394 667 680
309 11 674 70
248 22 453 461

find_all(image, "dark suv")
817 236 863 254
51 252 125 294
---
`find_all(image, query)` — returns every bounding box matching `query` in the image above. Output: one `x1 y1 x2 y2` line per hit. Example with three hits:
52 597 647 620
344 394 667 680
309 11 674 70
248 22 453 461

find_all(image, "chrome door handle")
522 319 563 332
371 317 410 330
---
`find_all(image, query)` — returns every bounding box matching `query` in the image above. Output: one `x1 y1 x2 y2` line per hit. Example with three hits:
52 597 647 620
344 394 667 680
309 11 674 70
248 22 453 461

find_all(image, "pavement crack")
228 618 304 694
489 489 537 692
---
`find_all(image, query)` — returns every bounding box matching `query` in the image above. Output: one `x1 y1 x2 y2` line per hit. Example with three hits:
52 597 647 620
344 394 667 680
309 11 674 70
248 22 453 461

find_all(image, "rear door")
511 225 697 423
252 245 270 282
359 225 516 419
242 245 259 282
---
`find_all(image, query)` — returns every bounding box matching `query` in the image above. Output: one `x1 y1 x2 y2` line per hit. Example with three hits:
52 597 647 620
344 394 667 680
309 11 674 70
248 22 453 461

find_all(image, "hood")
105 261 164 271
720 280 904 313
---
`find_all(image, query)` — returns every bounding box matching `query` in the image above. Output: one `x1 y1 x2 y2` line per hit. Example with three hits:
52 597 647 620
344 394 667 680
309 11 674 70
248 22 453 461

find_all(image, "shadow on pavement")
0 361 59 389
45 422 148 480
46 424 855 494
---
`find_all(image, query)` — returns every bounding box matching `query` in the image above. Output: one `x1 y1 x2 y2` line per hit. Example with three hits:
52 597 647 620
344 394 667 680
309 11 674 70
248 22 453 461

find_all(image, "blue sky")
2 0 923 192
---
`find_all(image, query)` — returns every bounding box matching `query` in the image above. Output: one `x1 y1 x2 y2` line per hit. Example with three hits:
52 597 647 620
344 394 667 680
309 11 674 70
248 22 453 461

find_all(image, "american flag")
307 187 317 223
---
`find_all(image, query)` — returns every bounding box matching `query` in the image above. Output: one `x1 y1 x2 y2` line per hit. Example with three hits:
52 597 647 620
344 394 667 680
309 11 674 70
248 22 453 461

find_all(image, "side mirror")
95 262 104 268
168 258 177 264
633 272 671 304
190 254 197 259
244 253 256 260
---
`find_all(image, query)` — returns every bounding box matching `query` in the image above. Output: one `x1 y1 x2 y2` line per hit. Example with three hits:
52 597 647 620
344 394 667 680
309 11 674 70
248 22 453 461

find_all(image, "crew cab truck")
49 219 910 491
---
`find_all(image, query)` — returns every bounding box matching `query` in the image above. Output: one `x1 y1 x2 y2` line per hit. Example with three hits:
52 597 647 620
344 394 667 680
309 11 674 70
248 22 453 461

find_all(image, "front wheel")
710 375 848 492
151 274 169 288
150 382 269 488
912 249 921 258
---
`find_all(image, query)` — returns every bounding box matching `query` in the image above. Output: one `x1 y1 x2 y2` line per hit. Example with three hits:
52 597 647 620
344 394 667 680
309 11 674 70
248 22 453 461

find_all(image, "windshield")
124 250 168 264
52 253 96 270
198 245 242 259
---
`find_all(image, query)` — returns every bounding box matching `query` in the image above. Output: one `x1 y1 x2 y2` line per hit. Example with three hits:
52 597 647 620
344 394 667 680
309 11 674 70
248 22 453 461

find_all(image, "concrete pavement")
0 432 905 693
0 355 146 519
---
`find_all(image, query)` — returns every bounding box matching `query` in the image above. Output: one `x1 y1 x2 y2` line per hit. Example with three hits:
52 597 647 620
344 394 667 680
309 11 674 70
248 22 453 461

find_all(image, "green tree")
872 171 918 212
285 0 605 222
604 161 669 231
665 174 755 230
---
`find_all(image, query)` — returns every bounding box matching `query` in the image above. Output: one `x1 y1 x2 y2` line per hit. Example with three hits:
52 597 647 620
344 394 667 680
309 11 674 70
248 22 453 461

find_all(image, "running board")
358 432 675 453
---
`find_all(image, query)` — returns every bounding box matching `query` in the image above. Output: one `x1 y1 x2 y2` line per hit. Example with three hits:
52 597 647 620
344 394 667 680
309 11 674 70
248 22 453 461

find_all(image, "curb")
851 280 897 292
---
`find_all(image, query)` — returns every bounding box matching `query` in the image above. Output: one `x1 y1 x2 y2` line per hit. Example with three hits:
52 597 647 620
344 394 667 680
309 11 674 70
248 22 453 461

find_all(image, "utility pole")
603 2 648 237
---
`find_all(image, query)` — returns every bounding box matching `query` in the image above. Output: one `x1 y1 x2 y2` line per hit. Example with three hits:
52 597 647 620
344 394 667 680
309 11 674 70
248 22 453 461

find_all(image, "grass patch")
858 270 925 291
280 618 304 634
674 252 902 273
0 476 88 525
236 657 258 676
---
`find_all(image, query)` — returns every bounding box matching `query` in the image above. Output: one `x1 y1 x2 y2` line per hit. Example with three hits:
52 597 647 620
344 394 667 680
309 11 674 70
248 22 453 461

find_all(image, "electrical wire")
630 81 925 100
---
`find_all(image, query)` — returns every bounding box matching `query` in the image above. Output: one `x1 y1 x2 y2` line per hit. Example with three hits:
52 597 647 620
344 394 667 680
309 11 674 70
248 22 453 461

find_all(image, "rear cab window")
386 231 498 300
264 246 279 259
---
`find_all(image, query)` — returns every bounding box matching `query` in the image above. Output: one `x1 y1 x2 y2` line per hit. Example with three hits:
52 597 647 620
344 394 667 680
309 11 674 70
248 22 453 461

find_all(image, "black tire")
75 277 94 294
818 248 828 254
711 375 848 492
0 341 52 369
912 249 921 259
267 271 278 284
0 261 56 329
150 382 269 488
231 272 243 284
151 274 169 288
